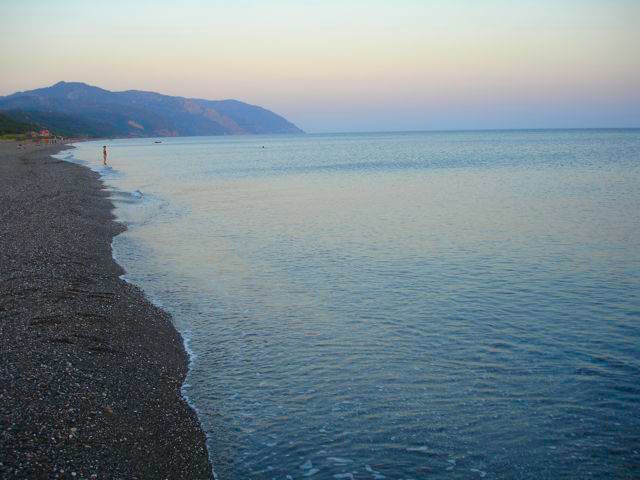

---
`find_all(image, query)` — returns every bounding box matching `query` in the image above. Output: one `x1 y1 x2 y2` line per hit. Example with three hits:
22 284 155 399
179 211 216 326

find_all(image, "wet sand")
0 142 212 478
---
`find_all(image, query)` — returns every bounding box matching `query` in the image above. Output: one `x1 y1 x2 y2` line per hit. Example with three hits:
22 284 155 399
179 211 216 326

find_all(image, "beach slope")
0 142 211 478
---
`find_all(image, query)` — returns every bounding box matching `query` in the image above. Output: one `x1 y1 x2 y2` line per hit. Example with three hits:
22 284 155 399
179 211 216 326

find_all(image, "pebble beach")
0 142 212 479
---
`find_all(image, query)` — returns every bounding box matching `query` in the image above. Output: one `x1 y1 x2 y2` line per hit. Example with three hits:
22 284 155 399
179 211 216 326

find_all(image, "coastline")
0 142 212 478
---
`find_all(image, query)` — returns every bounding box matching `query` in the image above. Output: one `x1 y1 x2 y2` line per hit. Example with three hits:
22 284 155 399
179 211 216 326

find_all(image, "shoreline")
0 142 212 478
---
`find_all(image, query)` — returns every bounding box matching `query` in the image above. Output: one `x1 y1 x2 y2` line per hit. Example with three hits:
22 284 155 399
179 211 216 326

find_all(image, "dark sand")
0 142 212 479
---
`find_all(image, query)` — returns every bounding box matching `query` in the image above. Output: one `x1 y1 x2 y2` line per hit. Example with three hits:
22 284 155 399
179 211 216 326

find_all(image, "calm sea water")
61 131 640 479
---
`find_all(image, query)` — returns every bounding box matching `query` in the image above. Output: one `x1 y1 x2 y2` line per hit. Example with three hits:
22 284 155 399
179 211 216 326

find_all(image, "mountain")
0 82 303 138
0 113 39 136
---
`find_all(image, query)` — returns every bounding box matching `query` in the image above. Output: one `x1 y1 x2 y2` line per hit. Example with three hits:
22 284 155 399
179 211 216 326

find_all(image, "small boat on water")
154 141 162 144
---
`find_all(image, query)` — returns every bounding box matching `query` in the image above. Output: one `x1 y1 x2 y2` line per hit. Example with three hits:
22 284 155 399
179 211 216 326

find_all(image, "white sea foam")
470 468 487 477
365 464 386 479
406 446 431 453
333 473 354 479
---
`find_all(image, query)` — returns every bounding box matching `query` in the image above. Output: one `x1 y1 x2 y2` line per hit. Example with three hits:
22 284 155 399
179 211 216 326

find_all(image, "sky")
1 0 639 132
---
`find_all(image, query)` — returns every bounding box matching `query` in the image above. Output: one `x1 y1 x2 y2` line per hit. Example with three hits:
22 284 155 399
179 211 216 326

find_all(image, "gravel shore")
0 142 212 479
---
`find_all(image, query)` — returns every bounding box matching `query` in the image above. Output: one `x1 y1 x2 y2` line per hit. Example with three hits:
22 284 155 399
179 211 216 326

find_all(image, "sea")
57 130 640 479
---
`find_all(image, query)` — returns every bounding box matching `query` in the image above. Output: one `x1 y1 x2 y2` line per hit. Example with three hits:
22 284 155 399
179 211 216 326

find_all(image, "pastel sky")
1 0 639 132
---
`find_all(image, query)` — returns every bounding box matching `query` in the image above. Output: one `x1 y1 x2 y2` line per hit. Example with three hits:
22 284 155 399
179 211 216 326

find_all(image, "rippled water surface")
65 131 640 479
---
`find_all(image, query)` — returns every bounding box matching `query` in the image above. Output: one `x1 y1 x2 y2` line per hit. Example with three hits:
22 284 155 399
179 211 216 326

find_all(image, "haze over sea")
60 130 640 479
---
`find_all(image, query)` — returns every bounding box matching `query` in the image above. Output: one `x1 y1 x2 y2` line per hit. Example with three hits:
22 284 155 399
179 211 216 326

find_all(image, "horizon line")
82 127 640 142
305 127 640 135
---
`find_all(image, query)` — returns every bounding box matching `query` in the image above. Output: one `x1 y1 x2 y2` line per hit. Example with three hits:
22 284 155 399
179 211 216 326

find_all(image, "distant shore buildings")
27 129 63 143
27 129 50 138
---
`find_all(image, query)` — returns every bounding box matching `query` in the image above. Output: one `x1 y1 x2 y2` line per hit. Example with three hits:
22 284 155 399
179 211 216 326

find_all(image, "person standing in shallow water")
103 145 108 165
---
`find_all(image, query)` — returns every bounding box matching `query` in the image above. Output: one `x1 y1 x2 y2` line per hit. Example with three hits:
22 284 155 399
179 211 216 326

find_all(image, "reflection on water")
65 131 640 479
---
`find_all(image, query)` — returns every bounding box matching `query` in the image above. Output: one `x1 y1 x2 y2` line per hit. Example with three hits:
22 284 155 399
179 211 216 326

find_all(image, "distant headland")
0 81 303 138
